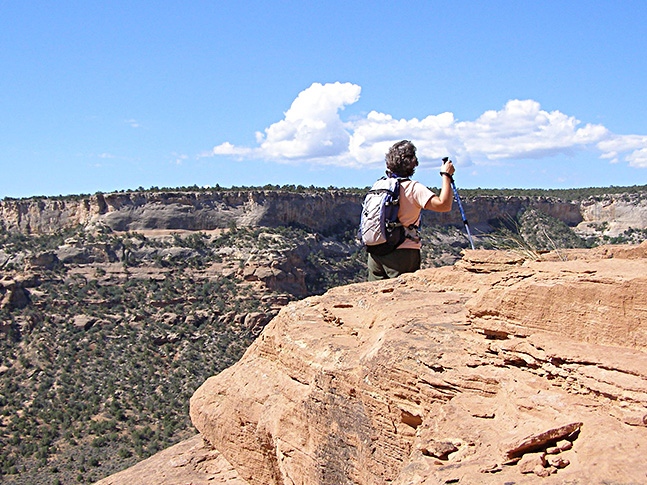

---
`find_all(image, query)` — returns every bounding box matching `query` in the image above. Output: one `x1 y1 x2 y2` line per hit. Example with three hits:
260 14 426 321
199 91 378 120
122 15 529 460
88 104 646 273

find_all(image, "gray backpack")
358 175 409 256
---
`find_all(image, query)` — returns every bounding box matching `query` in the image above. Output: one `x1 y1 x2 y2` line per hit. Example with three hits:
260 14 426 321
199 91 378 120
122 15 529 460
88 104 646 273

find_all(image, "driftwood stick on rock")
505 422 583 458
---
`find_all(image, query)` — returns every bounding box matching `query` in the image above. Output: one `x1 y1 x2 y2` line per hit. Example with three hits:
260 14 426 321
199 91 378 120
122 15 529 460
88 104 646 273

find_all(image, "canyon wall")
2 190 646 241
0 191 364 234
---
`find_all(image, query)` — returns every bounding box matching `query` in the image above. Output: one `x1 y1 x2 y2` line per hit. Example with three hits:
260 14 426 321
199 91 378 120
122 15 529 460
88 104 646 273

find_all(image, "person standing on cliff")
367 140 455 281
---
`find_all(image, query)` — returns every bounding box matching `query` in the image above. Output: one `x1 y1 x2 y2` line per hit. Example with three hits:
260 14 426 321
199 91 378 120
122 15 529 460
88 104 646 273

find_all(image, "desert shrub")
518 208 589 250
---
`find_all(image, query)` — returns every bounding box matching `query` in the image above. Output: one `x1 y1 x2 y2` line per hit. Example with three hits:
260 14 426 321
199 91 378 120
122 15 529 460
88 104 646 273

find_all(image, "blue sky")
1 1 646 198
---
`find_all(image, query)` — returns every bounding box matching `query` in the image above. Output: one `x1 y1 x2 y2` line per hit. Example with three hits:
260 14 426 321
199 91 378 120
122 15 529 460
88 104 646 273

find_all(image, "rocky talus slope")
97 242 647 485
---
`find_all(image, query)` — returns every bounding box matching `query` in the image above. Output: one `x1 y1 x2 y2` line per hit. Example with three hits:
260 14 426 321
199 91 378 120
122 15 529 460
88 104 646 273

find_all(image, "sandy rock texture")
94 434 247 485
103 243 647 484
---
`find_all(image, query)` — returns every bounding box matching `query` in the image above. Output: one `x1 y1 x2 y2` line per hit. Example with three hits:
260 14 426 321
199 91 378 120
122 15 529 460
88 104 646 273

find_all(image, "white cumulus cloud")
626 147 647 168
208 82 647 170
456 99 610 160
211 82 360 163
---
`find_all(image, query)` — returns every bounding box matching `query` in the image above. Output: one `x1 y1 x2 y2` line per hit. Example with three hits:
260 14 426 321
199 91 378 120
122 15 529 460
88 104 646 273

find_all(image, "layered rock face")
0 191 364 234
4 190 646 237
100 242 647 484
577 193 647 236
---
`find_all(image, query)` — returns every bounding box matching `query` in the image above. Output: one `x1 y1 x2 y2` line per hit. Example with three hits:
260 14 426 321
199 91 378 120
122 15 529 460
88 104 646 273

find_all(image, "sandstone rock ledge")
99 243 647 485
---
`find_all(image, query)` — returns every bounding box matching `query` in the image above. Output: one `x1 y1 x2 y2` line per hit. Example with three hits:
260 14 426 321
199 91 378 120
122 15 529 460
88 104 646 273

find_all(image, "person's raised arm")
425 159 455 212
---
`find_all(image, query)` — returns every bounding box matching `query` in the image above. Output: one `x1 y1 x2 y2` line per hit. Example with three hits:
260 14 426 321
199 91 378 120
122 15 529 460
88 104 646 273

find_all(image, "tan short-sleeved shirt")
397 180 436 250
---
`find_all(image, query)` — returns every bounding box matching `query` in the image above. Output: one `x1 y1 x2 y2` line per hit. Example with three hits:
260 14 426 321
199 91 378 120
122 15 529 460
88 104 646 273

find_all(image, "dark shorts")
367 248 421 281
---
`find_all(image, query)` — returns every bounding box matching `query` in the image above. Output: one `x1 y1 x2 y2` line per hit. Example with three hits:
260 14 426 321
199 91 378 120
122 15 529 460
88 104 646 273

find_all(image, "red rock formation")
99 243 647 484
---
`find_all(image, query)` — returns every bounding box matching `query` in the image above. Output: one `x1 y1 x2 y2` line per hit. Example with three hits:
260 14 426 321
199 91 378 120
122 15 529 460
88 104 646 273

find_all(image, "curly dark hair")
385 140 418 177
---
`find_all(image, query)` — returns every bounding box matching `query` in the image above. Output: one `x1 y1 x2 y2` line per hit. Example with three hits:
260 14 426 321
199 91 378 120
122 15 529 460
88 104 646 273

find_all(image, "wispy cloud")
125 119 142 128
97 153 117 159
208 82 647 169
170 153 189 165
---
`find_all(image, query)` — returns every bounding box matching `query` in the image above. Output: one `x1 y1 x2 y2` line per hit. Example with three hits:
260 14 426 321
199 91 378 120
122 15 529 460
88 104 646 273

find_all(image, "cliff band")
2 190 646 238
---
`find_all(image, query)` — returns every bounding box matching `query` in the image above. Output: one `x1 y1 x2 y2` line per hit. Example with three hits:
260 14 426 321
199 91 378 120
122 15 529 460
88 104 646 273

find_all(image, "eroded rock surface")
104 243 647 484
94 434 247 485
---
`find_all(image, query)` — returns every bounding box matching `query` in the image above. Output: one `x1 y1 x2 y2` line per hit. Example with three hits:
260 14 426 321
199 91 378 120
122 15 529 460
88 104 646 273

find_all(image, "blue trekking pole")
442 157 475 250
